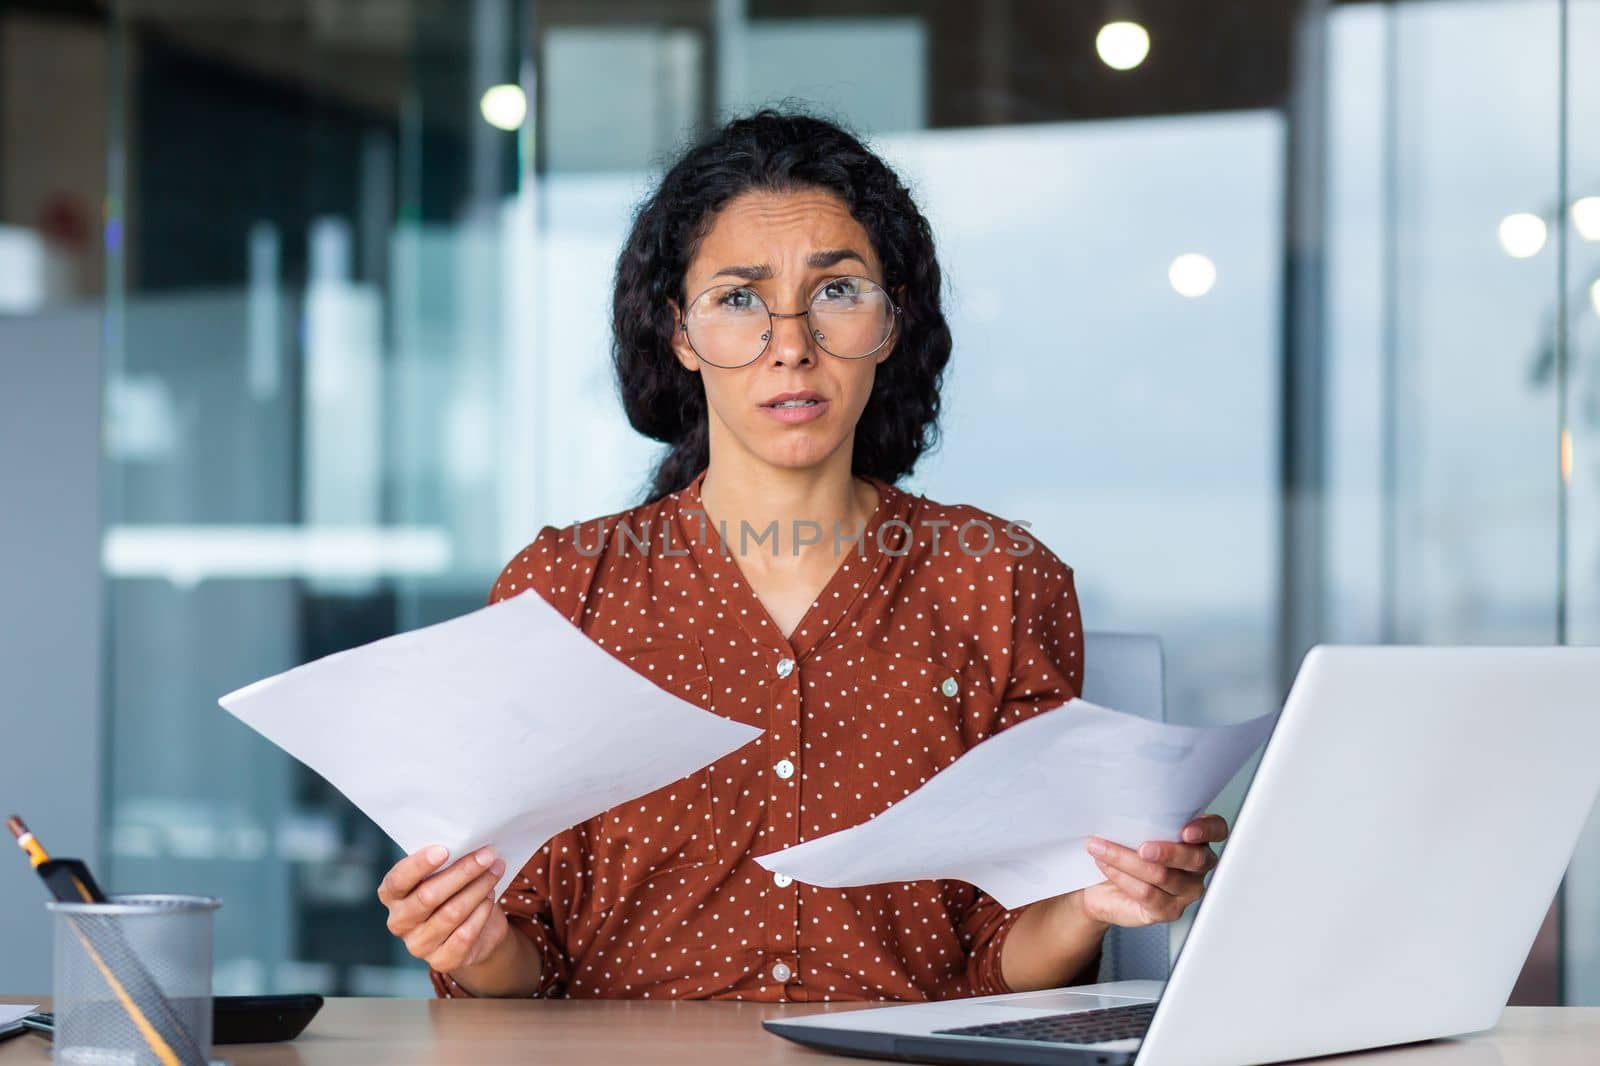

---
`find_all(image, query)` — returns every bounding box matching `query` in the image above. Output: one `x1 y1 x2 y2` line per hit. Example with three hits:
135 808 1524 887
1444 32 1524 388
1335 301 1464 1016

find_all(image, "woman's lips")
760 398 830 424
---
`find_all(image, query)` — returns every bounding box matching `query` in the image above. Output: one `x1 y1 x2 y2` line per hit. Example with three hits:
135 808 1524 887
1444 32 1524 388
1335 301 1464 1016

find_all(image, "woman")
377 109 1228 1002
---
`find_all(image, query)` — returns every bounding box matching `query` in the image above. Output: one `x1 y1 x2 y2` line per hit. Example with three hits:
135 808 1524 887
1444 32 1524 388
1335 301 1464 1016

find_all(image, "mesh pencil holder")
47 894 220 1066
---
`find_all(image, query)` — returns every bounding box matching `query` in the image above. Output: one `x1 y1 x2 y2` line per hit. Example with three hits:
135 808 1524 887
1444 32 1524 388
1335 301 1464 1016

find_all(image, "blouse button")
776 657 796 678
940 677 959 697
774 759 795 780
773 872 794 888
772 962 793 983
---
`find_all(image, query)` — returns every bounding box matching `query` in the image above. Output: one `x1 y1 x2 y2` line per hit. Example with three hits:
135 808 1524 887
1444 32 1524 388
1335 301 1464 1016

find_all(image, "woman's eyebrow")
806 248 869 270
710 263 774 281
709 248 869 282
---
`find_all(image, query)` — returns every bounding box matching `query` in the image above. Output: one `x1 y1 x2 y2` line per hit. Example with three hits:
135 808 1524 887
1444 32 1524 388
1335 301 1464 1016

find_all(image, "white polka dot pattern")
430 465 1088 1004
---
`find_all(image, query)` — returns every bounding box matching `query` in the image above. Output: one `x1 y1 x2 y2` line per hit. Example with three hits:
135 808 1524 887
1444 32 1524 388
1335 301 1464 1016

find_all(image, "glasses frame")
677 273 902 369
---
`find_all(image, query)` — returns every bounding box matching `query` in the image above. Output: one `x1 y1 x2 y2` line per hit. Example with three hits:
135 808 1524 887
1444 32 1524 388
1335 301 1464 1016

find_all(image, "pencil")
7 815 101 903
8 815 203 1066
7 815 48 866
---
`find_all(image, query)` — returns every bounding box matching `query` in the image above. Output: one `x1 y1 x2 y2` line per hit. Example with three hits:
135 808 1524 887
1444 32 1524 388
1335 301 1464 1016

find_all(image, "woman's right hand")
378 845 510 974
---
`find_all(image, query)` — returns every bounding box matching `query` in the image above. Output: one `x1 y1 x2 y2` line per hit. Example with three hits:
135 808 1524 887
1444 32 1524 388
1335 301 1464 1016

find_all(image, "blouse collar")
671 465 911 658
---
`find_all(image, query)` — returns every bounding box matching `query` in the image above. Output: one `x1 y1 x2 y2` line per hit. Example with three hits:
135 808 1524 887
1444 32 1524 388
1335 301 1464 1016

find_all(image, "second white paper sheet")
754 699 1277 909
220 589 763 899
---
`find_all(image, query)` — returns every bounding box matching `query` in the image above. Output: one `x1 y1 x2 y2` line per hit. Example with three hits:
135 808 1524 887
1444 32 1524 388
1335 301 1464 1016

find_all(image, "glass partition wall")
85 0 1596 999
1558 0 1600 1007
102 0 534 995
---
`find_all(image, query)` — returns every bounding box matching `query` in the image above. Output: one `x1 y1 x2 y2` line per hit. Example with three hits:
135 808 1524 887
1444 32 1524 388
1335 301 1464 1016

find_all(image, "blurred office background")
1 0 1596 1002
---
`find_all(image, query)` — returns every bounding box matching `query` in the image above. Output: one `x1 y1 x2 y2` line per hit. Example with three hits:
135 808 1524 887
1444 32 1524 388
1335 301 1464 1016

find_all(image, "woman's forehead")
691 189 877 275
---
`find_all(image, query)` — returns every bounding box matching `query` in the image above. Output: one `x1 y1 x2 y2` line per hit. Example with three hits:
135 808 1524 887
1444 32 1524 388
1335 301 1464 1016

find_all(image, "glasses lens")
809 277 893 358
685 285 770 367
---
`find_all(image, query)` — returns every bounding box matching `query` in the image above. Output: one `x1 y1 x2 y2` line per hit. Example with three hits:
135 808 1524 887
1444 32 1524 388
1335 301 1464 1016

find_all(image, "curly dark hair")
612 106 953 504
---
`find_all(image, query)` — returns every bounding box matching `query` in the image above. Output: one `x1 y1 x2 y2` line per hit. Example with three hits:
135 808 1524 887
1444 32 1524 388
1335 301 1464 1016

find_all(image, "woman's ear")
668 299 701 373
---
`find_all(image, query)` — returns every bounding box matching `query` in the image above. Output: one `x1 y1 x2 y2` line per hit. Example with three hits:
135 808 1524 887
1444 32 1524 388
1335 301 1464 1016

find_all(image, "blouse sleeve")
484 523 600 625
957 563 1100 996
428 528 588 999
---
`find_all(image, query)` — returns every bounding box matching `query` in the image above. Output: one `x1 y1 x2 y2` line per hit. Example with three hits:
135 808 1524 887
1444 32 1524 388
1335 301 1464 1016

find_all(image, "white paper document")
0 1004 39 1036
754 698 1278 909
220 590 763 899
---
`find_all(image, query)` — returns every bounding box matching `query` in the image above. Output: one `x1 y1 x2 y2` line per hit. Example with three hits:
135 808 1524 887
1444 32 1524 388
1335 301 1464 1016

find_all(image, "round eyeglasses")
678 275 900 369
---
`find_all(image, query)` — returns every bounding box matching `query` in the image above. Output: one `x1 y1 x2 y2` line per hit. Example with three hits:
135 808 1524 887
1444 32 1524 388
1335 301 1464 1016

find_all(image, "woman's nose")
766 311 817 366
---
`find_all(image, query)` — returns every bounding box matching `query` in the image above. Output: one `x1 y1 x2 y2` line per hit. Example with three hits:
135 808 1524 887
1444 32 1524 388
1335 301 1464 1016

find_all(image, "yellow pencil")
8 814 193 1066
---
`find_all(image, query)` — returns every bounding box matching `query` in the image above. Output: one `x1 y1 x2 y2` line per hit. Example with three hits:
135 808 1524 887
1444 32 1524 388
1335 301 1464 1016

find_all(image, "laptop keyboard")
933 1002 1157 1045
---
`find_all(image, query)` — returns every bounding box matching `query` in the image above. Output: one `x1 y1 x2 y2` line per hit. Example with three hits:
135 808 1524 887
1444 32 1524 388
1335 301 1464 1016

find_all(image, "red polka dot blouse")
431 465 1090 1002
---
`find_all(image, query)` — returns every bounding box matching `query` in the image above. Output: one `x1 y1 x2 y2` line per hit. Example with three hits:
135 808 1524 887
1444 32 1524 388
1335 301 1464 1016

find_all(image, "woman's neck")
697 454 878 563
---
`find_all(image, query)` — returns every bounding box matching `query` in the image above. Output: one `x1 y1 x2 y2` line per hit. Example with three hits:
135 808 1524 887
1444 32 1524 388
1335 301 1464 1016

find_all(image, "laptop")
765 645 1600 1066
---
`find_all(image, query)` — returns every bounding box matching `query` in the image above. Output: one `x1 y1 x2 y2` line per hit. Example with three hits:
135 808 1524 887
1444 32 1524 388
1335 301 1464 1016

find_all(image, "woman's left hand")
1080 813 1230 926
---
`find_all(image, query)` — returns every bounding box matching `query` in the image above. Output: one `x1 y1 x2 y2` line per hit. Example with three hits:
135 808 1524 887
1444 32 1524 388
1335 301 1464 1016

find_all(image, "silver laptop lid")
1138 645 1600 1066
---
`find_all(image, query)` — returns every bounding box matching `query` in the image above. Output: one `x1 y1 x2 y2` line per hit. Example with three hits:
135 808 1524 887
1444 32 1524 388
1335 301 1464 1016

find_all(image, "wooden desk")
2 999 1597 1065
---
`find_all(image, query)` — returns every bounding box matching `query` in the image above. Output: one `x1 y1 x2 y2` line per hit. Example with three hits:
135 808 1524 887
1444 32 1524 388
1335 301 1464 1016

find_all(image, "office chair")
1079 631 1171 984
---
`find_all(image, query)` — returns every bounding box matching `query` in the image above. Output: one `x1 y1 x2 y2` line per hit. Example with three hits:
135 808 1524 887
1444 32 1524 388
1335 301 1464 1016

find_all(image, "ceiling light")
1169 254 1216 298
480 84 527 131
1572 197 1600 241
1497 213 1547 258
1096 21 1150 71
